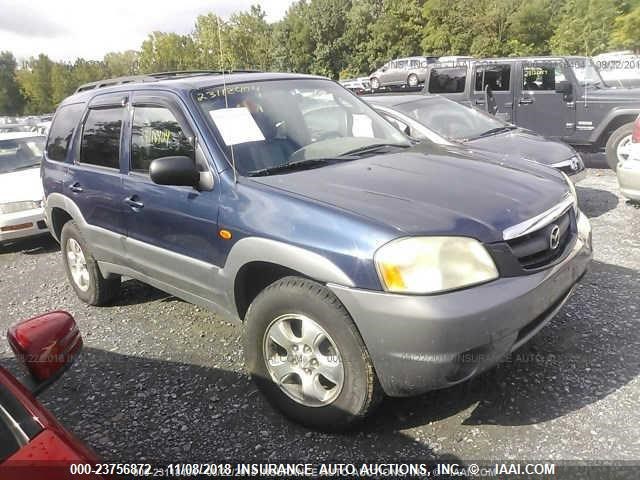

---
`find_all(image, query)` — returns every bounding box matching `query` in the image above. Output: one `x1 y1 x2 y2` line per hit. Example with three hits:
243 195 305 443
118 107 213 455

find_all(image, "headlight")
561 172 578 212
0 201 42 214
374 236 499 294
577 209 591 240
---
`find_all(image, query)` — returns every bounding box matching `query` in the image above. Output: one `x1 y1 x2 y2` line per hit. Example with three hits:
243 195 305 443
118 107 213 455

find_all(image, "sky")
0 0 295 62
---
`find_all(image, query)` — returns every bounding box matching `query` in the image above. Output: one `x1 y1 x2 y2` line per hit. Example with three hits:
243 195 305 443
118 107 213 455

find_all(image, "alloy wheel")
66 238 90 292
263 313 344 407
617 133 633 164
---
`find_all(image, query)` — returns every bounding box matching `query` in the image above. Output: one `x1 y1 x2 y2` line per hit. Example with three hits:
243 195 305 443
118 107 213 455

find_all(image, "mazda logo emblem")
549 225 561 250
570 157 579 171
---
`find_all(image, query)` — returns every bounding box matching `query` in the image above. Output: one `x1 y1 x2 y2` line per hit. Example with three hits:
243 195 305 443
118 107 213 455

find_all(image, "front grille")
506 208 575 270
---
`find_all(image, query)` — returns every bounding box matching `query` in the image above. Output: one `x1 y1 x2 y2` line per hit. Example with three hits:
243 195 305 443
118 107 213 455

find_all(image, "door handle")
519 98 534 105
69 183 83 193
474 99 485 105
124 196 144 210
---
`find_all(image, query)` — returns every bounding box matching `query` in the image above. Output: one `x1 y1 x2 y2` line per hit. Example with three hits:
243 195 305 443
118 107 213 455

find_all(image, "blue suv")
42 71 592 430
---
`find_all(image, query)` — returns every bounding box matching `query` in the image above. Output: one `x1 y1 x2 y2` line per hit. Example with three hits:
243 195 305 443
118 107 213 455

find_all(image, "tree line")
1 0 639 115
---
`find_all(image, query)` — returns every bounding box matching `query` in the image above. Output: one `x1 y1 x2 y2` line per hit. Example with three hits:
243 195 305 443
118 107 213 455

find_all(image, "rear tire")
60 221 120 306
605 122 634 171
244 276 382 431
370 77 380 91
407 73 419 88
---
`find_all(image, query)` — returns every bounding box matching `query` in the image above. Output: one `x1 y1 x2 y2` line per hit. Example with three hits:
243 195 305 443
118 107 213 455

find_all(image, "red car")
0 311 100 480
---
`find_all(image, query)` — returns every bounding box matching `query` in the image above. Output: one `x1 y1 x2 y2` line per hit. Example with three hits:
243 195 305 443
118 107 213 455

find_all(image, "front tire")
244 276 381 431
60 221 120 306
370 77 380 91
407 73 419 88
605 122 634 171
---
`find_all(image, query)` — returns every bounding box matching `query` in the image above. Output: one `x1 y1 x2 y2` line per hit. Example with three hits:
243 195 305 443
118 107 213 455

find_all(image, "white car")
618 114 640 201
0 132 48 244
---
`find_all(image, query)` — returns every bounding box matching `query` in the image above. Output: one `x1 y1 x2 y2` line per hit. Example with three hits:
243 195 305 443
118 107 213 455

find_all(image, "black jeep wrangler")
423 56 640 170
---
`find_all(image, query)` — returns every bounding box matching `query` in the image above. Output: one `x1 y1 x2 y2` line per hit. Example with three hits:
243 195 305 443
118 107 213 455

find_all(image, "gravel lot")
1 164 639 464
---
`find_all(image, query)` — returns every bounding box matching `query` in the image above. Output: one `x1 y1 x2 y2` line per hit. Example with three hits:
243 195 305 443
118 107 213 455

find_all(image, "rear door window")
46 103 85 161
474 64 511 91
427 68 467 93
131 107 195 172
80 107 123 169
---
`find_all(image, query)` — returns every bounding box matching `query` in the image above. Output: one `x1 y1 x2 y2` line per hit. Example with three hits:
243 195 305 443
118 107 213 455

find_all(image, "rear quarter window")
427 68 467 93
46 103 85 161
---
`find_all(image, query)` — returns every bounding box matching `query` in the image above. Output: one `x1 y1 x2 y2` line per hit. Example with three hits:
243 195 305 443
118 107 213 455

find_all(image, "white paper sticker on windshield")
352 114 374 138
209 107 265 145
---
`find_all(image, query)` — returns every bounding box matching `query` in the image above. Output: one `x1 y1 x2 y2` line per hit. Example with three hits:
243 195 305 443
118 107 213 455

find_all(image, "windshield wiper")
246 143 410 177
247 158 340 177
468 126 515 140
338 143 410 157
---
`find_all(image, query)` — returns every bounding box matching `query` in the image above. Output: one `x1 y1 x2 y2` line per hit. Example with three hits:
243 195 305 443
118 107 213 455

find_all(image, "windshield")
0 136 44 174
570 57 605 87
393 96 509 141
194 79 409 175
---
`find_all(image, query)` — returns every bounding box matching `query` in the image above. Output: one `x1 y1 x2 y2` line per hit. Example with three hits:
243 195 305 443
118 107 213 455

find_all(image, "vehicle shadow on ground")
0 235 58 255
109 279 173 306
366 259 639 431
0 350 463 472
581 152 608 169
577 186 619 218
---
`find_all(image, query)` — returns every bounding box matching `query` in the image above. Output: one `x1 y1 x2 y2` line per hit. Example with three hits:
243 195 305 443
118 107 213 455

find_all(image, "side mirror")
7 311 82 395
150 156 199 188
555 80 572 94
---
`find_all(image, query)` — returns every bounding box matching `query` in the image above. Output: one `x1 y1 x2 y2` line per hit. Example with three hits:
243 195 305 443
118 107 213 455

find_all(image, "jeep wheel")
370 77 380 91
407 73 419 88
244 276 381 431
605 123 634 171
61 221 120 306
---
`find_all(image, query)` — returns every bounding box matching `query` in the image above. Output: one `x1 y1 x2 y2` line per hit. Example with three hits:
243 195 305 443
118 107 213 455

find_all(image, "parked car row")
0 132 49 245
420 55 640 171
617 114 640 202
366 55 475 91
32 70 594 432
363 93 585 181
339 77 371 95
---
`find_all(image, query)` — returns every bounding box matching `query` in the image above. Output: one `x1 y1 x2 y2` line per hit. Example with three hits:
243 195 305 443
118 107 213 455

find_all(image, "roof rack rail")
74 70 262 94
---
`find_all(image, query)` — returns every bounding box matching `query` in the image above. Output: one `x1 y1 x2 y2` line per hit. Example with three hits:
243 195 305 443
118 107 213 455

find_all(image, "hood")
0 167 44 204
251 144 570 243
582 85 640 102
465 129 576 165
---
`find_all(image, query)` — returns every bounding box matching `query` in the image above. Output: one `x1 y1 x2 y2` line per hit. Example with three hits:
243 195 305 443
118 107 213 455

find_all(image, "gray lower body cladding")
329 225 593 397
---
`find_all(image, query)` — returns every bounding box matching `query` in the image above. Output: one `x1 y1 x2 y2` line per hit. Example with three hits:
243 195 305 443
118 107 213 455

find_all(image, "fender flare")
221 237 356 313
45 193 89 241
589 108 640 145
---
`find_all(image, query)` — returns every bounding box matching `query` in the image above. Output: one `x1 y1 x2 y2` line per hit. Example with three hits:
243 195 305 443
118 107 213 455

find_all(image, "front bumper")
618 159 640 201
329 211 593 397
0 208 48 242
